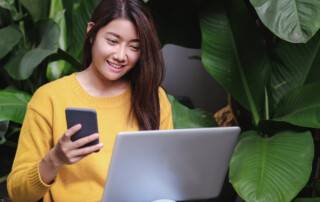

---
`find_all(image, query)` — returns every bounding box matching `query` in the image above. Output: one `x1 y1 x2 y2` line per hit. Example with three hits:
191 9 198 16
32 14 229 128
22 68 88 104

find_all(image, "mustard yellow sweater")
7 73 173 202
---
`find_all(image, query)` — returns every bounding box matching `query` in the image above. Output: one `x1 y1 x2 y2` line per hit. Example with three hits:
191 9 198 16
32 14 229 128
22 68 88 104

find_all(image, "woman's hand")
51 124 103 166
39 124 103 184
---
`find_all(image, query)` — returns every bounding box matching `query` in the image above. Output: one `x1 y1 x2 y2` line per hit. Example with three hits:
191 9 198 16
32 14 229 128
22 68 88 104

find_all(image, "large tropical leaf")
249 0 320 43
0 0 14 11
47 60 66 81
0 25 21 59
47 0 69 81
19 49 53 78
199 0 270 125
4 48 27 80
4 20 60 80
0 90 31 124
62 0 100 61
20 0 50 22
49 0 67 50
168 95 216 129
229 130 314 202
146 0 201 48
269 31 320 109
273 83 320 128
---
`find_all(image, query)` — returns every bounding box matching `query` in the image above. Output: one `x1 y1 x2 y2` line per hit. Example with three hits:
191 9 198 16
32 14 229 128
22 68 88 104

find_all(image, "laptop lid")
101 127 240 202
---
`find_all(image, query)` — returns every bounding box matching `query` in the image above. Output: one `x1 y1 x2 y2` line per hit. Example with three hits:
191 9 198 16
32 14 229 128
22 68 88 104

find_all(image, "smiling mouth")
106 60 124 69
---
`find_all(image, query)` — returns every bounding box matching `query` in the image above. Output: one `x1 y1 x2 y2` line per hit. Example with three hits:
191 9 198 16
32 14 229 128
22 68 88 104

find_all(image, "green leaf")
249 0 320 43
62 0 100 60
273 83 320 128
20 0 50 21
0 0 14 11
305 34 320 84
269 31 320 108
4 48 27 80
0 121 9 144
229 130 314 202
49 0 67 50
0 90 31 124
37 20 60 50
168 95 216 129
0 25 21 59
55 48 82 70
47 0 71 80
46 60 66 81
10 20 60 80
19 49 54 78
199 0 270 125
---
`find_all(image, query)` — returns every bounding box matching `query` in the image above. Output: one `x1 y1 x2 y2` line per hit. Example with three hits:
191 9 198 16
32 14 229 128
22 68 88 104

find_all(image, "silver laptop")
101 127 240 202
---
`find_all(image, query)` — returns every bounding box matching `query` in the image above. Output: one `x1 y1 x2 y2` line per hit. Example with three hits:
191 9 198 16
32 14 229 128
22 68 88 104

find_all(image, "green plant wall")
146 0 320 201
1 0 320 201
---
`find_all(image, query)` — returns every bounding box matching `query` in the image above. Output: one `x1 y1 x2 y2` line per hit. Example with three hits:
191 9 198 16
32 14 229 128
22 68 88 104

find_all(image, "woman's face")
89 18 141 81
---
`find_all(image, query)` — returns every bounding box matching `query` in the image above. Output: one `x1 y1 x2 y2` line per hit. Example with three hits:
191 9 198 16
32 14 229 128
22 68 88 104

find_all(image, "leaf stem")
57 48 82 70
265 87 269 120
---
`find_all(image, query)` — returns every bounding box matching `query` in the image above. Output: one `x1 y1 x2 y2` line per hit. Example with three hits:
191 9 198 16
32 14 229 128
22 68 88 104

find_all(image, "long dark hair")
83 0 164 130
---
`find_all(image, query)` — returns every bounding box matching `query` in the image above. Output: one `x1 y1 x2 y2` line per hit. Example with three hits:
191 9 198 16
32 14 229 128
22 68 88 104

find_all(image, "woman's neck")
76 66 129 97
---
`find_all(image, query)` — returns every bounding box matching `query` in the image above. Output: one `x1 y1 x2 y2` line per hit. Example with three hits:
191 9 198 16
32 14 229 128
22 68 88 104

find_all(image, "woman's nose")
114 45 126 62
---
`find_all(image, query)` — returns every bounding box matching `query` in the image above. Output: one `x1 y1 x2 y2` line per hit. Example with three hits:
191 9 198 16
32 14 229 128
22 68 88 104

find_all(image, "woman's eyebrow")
106 31 140 42
106 32 120 38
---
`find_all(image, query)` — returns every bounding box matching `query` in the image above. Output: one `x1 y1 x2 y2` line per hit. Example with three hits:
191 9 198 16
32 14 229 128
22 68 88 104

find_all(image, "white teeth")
107 61 122 69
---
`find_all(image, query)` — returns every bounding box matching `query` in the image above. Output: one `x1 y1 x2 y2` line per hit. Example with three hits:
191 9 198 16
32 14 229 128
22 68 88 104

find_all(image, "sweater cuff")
27 162 51 192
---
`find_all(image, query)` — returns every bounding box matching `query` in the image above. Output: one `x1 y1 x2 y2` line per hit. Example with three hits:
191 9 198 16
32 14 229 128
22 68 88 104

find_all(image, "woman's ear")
87 22 95 33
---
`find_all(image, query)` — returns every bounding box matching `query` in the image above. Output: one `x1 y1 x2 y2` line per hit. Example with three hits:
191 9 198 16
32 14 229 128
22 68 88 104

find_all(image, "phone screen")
65 107 99 147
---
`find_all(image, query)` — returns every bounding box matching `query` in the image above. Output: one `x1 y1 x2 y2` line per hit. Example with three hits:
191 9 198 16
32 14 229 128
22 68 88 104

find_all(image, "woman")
7 0 173 201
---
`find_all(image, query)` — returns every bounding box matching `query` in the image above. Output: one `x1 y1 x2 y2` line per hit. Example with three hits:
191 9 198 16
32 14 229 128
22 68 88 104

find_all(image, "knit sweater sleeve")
7 88 54 202
159 87 174 130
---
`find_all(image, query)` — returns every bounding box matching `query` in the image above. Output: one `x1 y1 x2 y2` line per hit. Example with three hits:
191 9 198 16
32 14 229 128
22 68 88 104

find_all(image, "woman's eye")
130 45 140 51
106 39 117 45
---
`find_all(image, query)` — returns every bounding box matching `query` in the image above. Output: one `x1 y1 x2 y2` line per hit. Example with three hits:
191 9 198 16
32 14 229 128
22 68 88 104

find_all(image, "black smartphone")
65 107 99 148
